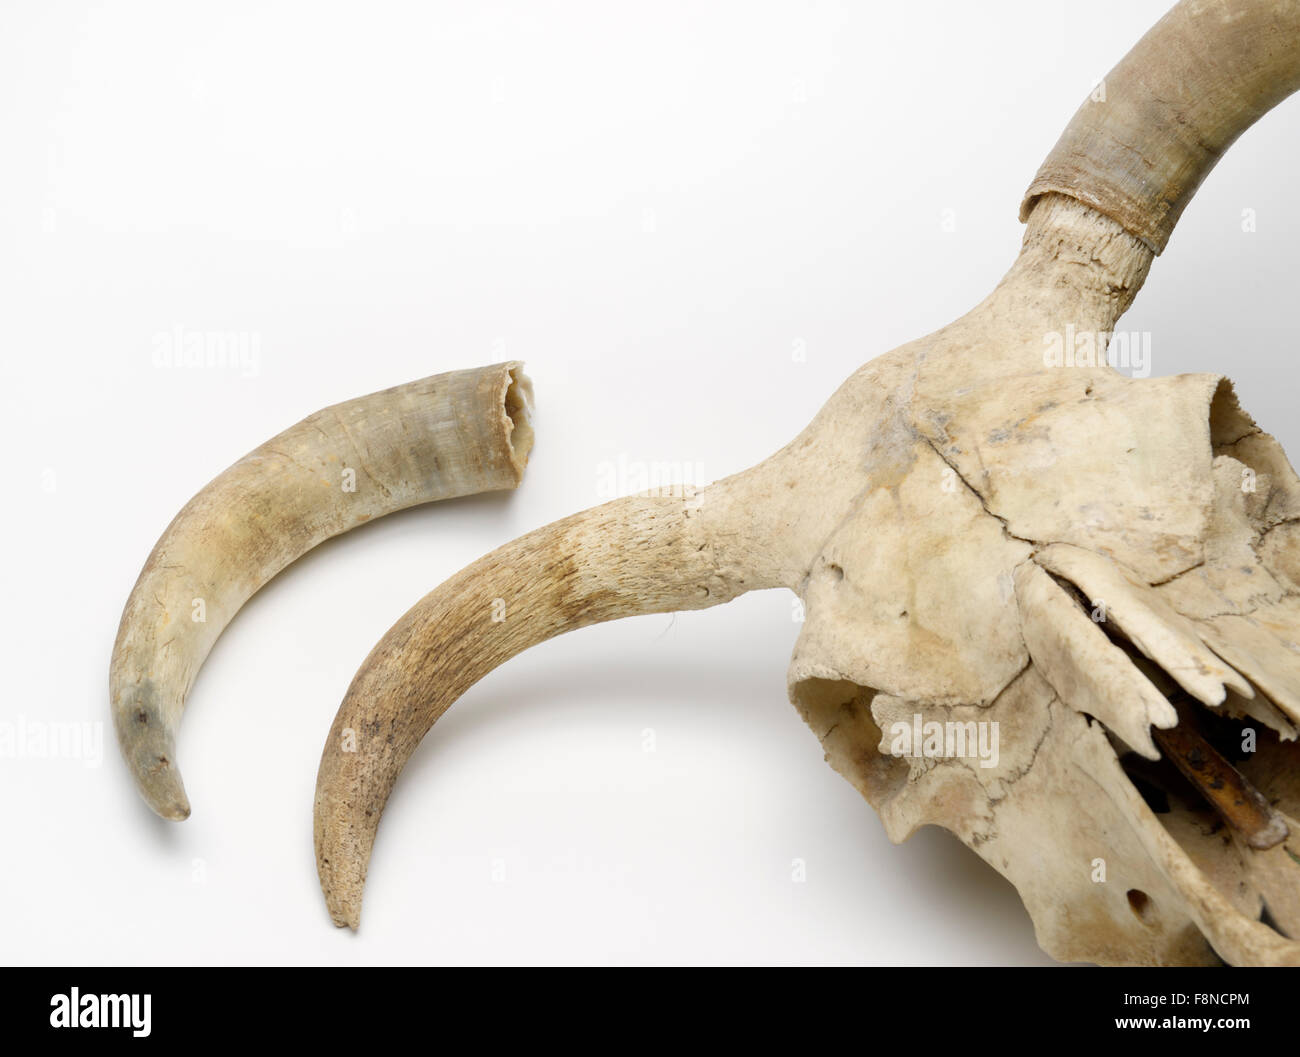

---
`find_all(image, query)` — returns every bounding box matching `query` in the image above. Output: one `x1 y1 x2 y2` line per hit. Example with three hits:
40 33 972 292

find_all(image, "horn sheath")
112 362 533 820
1021 0 1300 253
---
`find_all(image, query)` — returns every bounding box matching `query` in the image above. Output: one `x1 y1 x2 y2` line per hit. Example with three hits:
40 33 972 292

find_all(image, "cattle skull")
314 0 1300 964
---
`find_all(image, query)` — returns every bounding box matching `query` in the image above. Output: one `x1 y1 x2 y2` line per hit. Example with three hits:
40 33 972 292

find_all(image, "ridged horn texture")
112 362 534 820
314 489 764 928
1021 0 1300 253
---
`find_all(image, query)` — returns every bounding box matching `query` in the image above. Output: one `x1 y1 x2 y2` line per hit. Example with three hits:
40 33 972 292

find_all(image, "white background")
2 0 1297 966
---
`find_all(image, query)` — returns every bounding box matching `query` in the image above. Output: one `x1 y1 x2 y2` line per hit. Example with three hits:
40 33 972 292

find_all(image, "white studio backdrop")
1 0 1296 965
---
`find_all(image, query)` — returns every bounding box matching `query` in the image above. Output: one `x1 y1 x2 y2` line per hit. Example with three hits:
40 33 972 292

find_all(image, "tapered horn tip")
316 785 367 930
156 793 191 822
132 748 191 821
131 752 191 822
112 686 191 820
320 872 362 930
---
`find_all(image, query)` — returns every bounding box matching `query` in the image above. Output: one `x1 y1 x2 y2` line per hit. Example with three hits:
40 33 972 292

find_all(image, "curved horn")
112 362 533 820
314 0 1300 935
1021 0 1300 253
314 485 786 927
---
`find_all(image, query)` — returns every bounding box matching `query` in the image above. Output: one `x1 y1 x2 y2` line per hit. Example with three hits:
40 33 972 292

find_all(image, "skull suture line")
313 0 1300 964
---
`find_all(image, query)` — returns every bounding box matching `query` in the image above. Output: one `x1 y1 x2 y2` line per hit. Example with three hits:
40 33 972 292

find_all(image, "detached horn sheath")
112 362 534 820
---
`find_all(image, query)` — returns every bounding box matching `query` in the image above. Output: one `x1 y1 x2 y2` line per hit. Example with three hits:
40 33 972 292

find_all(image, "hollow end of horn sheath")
499 363 535 482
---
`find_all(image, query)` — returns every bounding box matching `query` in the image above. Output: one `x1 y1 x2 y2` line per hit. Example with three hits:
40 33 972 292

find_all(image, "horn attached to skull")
314 0 1300 965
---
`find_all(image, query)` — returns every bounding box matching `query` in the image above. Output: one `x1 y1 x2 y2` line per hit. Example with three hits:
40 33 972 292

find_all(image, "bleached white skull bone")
787 200 1300 966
